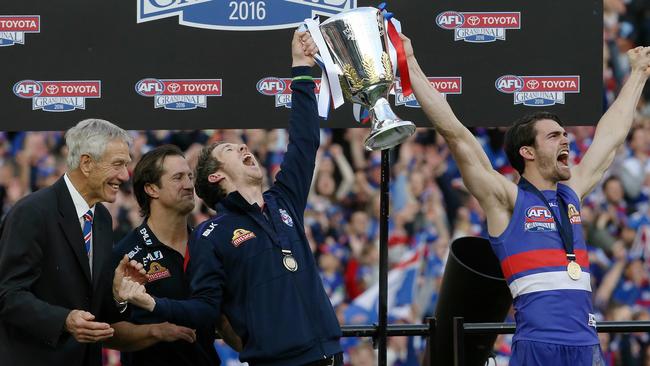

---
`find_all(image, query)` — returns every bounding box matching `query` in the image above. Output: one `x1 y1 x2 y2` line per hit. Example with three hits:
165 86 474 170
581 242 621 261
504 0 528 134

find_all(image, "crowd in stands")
1 1 649 364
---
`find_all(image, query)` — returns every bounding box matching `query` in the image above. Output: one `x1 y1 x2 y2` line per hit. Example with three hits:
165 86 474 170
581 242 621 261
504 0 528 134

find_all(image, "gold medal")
567 261 581 280
283 254 298 272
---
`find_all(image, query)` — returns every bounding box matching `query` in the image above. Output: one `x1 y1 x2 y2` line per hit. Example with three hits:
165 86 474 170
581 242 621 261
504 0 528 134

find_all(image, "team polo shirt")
113 222 220 366
489 183 599 346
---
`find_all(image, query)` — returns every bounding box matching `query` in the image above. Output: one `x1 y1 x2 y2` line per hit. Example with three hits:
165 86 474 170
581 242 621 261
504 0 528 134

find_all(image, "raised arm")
273 30 320 212
330 143 355 200
402 35 516 222
569 46 650 199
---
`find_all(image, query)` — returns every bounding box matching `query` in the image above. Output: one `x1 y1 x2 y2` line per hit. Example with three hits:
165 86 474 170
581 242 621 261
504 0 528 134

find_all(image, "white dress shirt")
63 173 95 273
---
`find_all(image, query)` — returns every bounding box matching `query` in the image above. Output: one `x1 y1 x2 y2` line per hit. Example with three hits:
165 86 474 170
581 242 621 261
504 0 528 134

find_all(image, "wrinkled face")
527 119 571 182
87 140 131 203
153 155 195 215
213 143 263 188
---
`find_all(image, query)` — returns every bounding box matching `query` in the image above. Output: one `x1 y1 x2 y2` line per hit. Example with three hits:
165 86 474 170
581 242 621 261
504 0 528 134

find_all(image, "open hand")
65 310 114 343
113 254 147 302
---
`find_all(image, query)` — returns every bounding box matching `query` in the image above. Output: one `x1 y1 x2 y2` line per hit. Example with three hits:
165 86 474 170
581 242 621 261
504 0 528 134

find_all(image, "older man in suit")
0 119 145 366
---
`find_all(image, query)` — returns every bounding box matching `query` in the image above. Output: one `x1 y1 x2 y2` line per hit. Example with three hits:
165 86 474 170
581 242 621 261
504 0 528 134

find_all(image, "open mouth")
557 150 569 167
108 183 120 191
243 154 256 167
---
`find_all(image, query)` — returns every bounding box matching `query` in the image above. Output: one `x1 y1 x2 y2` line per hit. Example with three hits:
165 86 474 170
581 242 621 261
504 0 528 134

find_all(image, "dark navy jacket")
152 67 342 366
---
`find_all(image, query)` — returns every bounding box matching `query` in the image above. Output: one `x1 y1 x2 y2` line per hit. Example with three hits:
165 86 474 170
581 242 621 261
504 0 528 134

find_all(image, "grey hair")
65 118 132 170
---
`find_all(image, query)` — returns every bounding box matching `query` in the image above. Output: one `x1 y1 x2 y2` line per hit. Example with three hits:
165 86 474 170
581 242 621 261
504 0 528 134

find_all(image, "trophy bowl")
319 7 416 151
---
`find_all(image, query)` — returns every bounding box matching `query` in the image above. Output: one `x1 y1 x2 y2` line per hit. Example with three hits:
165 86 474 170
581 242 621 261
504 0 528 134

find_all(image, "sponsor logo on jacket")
202 222 218 237
147 261 171 282
231 229 256 247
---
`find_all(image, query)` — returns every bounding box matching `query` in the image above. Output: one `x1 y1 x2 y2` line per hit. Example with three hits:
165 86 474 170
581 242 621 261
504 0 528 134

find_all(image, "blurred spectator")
620 126 650 203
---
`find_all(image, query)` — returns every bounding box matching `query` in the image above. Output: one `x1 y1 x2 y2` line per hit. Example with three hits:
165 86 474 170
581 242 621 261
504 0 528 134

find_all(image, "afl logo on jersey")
524 206 557 232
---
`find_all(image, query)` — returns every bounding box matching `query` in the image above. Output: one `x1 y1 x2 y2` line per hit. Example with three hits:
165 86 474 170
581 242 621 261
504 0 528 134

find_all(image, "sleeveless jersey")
489 183 599 345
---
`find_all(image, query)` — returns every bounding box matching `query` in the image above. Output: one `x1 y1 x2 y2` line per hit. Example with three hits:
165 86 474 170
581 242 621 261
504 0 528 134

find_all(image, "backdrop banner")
0 0 602 131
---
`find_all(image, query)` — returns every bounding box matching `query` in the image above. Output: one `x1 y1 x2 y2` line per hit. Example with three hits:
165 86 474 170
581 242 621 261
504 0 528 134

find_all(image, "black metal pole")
428 317 436 366
341 324 429 337
462 320 650 334
378 148 390 366
336 319 650 363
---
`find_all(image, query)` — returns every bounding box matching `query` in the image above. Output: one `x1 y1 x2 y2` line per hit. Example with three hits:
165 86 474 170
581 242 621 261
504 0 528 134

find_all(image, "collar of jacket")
217 191 265 214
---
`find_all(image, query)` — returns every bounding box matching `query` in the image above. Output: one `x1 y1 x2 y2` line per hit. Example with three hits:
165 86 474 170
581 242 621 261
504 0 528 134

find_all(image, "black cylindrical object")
432 236 512 365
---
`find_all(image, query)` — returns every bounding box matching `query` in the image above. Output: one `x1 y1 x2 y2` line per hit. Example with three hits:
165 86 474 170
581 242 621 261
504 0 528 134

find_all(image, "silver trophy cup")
319 7 416 151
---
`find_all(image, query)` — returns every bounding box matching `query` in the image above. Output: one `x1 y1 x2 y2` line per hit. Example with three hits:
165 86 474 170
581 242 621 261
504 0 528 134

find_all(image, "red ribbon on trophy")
381 5 412 97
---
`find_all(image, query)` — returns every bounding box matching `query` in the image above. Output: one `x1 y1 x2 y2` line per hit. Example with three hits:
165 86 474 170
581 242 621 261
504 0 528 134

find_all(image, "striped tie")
82 210 93 255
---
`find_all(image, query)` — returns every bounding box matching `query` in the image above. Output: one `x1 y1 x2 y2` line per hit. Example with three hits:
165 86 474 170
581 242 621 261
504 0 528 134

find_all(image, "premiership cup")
318 7 416 151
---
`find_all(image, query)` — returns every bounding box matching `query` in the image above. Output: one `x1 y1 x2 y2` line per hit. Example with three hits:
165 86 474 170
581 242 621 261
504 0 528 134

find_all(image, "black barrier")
430 237 512 366
1 0 602 130
341 319 436 366
341 319 435 338
340 320 650 365
452 319 650 366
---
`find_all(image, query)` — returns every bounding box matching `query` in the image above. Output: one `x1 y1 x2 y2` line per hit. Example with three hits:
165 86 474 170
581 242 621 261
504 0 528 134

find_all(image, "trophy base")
364 120 416 151
364 97 416 151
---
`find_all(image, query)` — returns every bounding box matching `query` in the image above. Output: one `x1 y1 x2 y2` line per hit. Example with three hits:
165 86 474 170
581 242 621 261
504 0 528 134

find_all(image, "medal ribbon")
264 197 303 272
518 177 576 263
